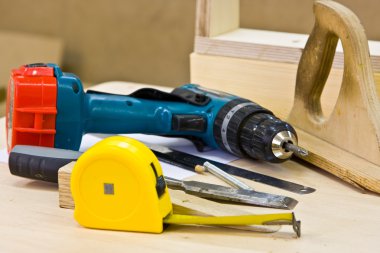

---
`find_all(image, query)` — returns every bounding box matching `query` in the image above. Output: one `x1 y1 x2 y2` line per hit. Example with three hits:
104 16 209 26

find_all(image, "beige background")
0 0 378 87
241 0 380 40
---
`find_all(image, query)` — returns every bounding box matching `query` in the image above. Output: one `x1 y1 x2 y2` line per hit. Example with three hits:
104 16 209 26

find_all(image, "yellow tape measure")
71 136 300 236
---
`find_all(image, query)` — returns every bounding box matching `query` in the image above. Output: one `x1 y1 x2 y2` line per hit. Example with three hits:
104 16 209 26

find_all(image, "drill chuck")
214 99 305 163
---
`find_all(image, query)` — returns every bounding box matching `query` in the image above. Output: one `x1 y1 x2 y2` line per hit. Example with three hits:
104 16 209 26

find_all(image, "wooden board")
194 0 380 72
296 128 380 192
0 158 378 252
2 82 380 252
196 0 239 37
194 29 380 72
190 53 345 120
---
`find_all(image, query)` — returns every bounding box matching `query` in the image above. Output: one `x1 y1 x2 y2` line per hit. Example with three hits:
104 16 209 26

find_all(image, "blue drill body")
50 64 298 162
52 64 233 151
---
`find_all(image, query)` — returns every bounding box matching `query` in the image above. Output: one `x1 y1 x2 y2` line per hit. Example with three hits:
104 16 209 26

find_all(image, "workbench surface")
1 83 380 253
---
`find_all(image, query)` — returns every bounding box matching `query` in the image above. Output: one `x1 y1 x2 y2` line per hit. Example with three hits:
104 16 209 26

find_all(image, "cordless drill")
6 63 307 163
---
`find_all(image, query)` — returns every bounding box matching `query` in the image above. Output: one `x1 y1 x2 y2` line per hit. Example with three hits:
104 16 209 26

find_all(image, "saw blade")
148 144 315 195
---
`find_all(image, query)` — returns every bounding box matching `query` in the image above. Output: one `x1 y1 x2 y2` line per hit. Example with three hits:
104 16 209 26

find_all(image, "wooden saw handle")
288 0 380 166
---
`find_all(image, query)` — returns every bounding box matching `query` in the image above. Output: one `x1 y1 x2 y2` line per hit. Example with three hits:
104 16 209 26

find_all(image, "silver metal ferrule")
203 162 252 190
271 131 298 160
164 176 183 190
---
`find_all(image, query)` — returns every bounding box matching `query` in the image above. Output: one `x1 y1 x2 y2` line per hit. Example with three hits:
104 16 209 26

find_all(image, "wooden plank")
2 82 380 251
195 29 380 72
2 110 380 252
195 0 210 36
296 127 380 192
194 0 380 73
190 53 344 119
196 0 239 37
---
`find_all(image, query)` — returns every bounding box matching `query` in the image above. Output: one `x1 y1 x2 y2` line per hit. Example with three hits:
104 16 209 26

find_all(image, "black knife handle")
9 145 82 183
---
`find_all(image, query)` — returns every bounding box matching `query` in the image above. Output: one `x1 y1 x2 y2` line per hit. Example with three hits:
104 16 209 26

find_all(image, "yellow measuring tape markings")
165 213 295 226
71 136 300 237
164 213 300 237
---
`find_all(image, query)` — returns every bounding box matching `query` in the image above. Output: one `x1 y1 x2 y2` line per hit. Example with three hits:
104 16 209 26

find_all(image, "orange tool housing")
6 65 58 152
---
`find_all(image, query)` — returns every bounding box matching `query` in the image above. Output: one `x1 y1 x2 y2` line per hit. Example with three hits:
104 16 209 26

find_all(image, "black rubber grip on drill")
9 145 82 183
240 113 297 163
213 98 272 157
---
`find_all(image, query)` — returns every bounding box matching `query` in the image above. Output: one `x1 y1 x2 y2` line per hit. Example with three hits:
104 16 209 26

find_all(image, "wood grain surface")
194 0 380 72
1 82 380 252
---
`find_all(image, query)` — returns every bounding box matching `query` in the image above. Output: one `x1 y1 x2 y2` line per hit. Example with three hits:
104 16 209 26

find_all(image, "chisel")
165 177 298 209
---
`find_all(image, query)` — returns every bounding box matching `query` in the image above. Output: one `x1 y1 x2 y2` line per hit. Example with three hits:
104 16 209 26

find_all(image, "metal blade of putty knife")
165 177 298 210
